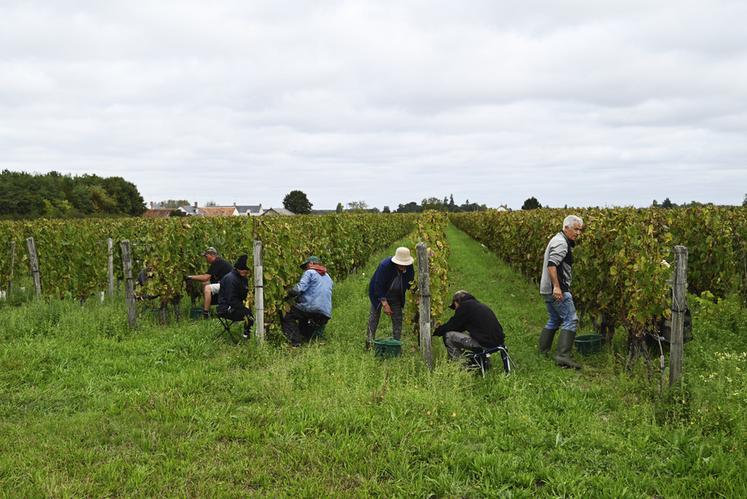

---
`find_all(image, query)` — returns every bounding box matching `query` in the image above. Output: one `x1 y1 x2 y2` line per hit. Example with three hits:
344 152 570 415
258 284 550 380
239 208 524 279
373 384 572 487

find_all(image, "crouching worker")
433 290 505 362
282 256 333 347
216 255 254 339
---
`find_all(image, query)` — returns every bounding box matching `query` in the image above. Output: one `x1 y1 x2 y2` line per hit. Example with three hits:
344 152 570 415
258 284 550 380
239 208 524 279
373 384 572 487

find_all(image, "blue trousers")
543 292 578 332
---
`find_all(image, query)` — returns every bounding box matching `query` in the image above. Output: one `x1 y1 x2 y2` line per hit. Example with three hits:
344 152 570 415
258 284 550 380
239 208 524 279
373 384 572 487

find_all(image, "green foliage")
156 200 190 209
398 196 488 213
346 201 368 211
282 190 313 214
0 170 145 218
413 211 450 321
521 196 542 210
1 227 744 496
257 214 414 333
666 206 746 302
0 215 415 310
451 206 747 338
396 201 422 213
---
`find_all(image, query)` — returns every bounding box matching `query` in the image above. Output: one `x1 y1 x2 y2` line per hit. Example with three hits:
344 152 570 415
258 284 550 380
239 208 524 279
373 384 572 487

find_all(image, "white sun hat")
391 247 414 266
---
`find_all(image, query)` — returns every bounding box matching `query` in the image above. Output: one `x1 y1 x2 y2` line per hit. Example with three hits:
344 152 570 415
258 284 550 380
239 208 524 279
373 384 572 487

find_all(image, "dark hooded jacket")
433 294 504 348
217 269 249 315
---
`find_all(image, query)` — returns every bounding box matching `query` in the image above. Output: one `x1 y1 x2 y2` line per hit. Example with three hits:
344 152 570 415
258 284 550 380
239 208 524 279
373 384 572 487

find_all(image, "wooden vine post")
120 240 137 328
8 240 16 296
253 240 265 343
670 245 688 387
26 237 42 299
417 243 433 370
107 238 115 299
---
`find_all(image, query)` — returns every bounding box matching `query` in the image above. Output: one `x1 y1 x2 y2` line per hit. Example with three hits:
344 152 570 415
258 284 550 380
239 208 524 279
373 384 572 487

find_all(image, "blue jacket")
368 257 414 308
293 269 334 318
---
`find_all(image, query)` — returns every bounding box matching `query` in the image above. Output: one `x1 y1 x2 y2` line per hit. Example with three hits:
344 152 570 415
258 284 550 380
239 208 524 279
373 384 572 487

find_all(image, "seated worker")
186 247 233 318
281 256 333 347
366 247 415 349
433 290 505 361
216 254 254 339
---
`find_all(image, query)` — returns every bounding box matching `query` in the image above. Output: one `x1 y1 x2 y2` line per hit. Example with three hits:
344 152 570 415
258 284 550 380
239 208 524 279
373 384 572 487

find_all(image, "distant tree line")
651 197 738 209
395 195 488 213
0 170 145 219
155 199 190 209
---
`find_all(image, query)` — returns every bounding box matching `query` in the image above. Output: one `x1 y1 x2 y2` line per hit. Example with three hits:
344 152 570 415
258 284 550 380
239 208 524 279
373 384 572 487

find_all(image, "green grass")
1 225 745 497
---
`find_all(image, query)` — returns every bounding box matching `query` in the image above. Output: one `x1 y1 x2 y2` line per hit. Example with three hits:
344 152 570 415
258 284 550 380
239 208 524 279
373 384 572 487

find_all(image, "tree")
382 205 390 213
0 170 145 218
459 200 487 212
336 202 344 213
205 201 217 207
283 190 312 214
347 201 368 212
396 201 422 213
743 194 746 206
521 196 542 210
661 197 674 209
421 197 447 211
158 199 190 209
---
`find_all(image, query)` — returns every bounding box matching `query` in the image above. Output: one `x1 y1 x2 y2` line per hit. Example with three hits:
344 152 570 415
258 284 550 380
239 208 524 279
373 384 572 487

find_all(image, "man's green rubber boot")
554 329 581 369
538 328 556 356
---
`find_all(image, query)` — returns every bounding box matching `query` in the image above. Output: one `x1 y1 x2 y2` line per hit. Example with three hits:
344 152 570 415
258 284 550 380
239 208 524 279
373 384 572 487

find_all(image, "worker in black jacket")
216 254 254 339
433 290 504 360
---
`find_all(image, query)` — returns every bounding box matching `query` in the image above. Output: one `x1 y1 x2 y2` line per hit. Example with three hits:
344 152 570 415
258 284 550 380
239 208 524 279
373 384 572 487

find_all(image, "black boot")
538 328 556 356
555 329 581 369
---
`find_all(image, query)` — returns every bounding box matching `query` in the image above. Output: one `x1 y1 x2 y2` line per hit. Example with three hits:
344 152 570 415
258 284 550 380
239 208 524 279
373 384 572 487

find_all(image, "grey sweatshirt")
539 232 574 295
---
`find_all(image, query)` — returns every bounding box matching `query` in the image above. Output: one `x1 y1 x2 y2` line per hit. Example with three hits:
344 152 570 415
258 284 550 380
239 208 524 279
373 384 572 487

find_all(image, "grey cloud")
1 0 745 210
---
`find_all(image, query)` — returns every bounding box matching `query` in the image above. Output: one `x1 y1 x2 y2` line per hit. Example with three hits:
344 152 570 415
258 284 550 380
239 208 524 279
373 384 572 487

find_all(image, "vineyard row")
0 213 452 334
451 206 747 338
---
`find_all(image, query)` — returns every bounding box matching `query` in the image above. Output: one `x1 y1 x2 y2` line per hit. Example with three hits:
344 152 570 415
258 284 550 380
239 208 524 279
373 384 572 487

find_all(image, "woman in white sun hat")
366 246 415 349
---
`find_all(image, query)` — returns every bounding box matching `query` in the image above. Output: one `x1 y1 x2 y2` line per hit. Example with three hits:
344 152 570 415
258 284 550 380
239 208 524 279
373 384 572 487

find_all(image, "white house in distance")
175 202 268 217
260 207 295 216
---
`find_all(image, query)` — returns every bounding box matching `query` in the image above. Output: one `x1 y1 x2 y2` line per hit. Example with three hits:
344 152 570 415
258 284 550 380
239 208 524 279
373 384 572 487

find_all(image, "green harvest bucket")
575 334 602 355
374 338 402 358
189 308 205 320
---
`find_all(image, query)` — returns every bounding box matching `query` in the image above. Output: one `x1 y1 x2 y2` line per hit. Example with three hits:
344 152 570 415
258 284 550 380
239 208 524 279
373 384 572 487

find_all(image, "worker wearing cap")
186 247 233 318
281 256 334 347
433 290 505 361
366 247 415 349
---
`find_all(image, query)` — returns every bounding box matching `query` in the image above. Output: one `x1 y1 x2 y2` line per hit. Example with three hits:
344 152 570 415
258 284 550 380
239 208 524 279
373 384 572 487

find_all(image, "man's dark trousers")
282 305 329 346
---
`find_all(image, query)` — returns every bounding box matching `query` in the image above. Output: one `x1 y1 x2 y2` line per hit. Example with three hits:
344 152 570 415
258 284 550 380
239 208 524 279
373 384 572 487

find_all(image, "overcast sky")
1 0 746 209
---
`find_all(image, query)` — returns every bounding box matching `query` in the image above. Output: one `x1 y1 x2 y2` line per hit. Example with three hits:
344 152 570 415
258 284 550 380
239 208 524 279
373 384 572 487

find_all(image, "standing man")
366 247 415 349
282 256 334 347
216 254 254 339
433 290 504 361
539 215 584 369
186 247 233 318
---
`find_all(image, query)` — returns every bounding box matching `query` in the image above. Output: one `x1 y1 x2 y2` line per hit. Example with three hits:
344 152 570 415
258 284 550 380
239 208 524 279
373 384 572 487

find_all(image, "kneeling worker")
433 290 505 360
282 256 333 347
216 255 254 339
